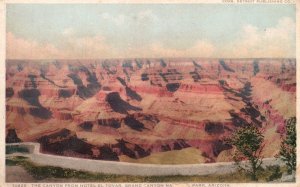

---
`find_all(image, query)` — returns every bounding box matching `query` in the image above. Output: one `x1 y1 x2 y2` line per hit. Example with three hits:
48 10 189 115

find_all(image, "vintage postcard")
0 0 299 186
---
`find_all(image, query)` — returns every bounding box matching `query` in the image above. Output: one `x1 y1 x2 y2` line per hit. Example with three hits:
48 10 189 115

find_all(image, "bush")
266 165 282 182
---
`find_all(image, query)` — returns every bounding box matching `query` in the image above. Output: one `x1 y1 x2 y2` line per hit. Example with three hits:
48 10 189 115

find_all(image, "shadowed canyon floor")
6 58 296 164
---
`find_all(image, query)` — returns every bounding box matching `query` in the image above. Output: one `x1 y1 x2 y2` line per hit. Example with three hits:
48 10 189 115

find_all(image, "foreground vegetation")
6 156 288 182
226 116 296 181
226 124 264 181
279 117 296 174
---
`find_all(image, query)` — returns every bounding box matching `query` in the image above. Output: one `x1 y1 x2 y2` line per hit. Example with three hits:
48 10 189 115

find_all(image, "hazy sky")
6 4 296 59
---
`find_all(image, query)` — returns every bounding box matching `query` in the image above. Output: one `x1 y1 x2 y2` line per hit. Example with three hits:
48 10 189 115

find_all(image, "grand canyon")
5 58 296 164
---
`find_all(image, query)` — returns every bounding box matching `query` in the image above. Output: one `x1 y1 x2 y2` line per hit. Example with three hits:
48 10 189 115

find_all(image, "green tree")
227 125 264 181
279 117 296 174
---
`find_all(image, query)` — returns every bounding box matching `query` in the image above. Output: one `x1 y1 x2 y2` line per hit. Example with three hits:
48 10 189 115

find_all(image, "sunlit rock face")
5 58 296 164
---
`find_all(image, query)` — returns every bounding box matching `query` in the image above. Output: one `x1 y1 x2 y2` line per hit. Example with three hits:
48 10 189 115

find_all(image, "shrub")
266 165 282 182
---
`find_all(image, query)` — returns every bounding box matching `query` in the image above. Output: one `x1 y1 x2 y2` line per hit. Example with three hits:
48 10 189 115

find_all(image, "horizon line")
5 57 297 61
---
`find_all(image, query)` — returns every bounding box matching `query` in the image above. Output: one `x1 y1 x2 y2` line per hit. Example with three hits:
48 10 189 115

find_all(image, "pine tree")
279 117 296 174
227 125 264 181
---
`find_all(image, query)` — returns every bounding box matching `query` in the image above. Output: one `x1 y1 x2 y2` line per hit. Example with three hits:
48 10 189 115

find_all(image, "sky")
6 4 296 59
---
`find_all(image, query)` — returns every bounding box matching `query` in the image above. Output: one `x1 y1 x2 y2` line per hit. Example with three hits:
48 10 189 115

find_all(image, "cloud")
97 39 215 58
136 10 158 23
146 40 215 58
219 17 295 58
100 10 158 27
62 35 112 58
101 12 126 26
6 32 215 59
6 32 112 59
113 15 126 26
62 28 75 36
6 32 63 59
101 12 110 20
6 17 295 59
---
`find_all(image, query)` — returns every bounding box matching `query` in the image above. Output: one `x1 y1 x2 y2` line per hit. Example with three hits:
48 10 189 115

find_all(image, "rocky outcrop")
40 72 66 88
281 83 296 92
30 107 53 119
179 84 222 93
68 73 101 99
79 121 93 131
98 118 121 128
6 105 27 115
219 60 235 72
58 89 75 98
28 74 37 88
112 139 152 159
114 139 139 158
6 87 14 97
125 87 142 101
222 80 265 128
160 59 167 68
141 73 149 81
117 77 127 86
192 61 202 69
18 89 41 106
205 122 228 134
6 129 22 143
173 139 190 150
229 110 249 127
99 145 119 161
190 70 201 82
18 89 52 119
37 128 95 158
166 83 180 92
212 140 232 157
135 59 143 69
106 92 142 114
124 115 146 131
